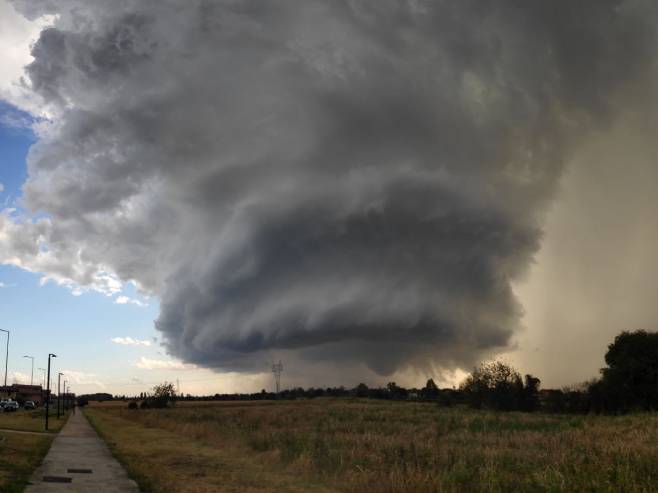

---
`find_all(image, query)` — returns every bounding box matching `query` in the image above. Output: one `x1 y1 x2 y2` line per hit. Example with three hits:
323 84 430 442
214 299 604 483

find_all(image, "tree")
421 378 439 400
461 361 539 411
599 330 658 412
151 382 176 408
355 383 369 398
386 382 408 399
520 374 541 411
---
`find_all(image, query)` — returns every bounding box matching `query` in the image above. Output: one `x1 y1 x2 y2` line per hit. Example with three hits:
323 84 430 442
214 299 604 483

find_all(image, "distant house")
0 384 44 405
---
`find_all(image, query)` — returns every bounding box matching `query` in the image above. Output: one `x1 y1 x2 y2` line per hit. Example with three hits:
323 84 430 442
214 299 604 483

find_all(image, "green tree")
386 382 407 399
461 361 538 411
355 383 369 398
421 378 439 400
600 330 658 411
151 382 176 408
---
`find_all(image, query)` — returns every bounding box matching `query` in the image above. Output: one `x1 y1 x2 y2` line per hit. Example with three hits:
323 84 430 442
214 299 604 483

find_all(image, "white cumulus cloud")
135 357 196 371
111 337 151 347
114 295 147 307
0 0 53 114
60 369 105 388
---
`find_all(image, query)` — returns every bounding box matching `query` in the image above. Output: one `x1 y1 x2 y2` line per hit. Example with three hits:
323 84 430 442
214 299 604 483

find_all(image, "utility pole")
0 329 9 389
45 353 56 431
57 373 63 419
272 360 283 395
23 355 34 385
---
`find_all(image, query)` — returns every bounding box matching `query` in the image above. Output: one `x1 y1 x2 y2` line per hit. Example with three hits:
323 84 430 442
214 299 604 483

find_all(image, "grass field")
85 399 658 492
0 408 69 433
0 431 53 492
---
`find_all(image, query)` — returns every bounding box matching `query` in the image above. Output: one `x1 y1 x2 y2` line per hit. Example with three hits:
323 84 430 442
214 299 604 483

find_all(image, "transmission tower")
272 361 283 394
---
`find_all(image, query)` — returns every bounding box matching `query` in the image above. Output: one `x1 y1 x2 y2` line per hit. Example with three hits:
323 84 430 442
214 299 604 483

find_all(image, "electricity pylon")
272 361 283 394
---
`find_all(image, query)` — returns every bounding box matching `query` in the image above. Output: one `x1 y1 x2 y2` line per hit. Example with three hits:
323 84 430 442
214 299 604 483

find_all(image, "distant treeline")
77 392 113 403
109 330 658 415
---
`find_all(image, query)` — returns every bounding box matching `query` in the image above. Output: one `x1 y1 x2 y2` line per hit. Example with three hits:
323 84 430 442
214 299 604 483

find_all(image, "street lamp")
45 353 56 431
38 368 46 388
0 329 9 388
57 373 63 419
23 355 34 386
63 380 67 411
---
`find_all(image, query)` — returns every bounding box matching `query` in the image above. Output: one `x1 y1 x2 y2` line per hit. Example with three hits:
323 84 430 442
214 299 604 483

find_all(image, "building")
0 384 45 405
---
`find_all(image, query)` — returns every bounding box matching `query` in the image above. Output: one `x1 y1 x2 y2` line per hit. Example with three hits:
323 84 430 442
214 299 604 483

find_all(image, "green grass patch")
0 408 69 433
0 432 53 492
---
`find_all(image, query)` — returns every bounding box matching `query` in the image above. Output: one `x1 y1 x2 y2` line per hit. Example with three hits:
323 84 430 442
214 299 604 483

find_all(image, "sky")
0 0 657 396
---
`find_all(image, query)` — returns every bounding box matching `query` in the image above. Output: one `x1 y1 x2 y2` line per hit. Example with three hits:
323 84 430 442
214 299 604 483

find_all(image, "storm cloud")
4 0 657 377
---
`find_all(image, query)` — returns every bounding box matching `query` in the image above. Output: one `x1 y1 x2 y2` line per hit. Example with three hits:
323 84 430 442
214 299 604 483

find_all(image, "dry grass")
89 399 278 408
85 407 335 493
0 432 53 492
86 399 658 493
0 408 69 433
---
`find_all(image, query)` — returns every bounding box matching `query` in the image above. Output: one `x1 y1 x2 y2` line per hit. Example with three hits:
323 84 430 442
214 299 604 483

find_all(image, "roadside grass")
85 408 337 493
0 431 53 492
0 408 69 433
88 399 658 493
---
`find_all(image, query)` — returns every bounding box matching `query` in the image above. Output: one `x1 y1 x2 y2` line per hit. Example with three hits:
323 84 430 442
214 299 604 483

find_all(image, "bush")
128 401 138 409
140 400 151 409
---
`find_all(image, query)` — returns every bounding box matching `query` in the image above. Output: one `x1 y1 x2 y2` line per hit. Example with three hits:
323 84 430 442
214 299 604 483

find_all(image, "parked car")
24 400 36 410
3 401 19 412
0 398 11 409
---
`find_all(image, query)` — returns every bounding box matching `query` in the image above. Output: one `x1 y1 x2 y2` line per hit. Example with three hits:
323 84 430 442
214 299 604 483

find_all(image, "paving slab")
24 410 140 492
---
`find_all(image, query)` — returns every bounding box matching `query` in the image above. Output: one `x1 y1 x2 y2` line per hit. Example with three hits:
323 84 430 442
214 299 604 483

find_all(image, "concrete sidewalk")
25 410 140 492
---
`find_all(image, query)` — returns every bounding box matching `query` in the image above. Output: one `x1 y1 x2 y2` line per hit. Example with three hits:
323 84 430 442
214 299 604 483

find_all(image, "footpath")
24 410 140 492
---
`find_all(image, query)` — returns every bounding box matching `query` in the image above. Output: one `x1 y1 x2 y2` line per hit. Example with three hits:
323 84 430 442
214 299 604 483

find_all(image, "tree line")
108 330 658 414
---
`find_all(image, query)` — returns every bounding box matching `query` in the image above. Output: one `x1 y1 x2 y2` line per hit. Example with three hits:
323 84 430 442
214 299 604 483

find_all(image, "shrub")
128 401 138 409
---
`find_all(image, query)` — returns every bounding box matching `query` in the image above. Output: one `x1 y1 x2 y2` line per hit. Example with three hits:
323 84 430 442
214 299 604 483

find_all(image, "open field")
0 431 53 492
0 408 69 433
85 399 658 493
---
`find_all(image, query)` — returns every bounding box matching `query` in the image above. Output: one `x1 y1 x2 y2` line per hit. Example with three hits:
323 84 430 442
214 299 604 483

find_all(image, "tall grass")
96 399 658 492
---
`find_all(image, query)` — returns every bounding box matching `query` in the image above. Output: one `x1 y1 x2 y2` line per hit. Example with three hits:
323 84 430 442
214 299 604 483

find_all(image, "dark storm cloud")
6 0 658 376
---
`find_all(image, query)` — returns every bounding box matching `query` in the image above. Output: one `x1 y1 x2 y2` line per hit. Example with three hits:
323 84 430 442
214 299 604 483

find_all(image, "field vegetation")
0 429 54 492
0 408 69 433
86 399 658 493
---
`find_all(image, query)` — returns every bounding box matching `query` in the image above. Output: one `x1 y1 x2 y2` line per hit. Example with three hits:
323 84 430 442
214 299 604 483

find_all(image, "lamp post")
23 355 34 386
45 353 56 431
57 373 63 419
38 368 46 388
63 380 68 411
0 329 9 389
